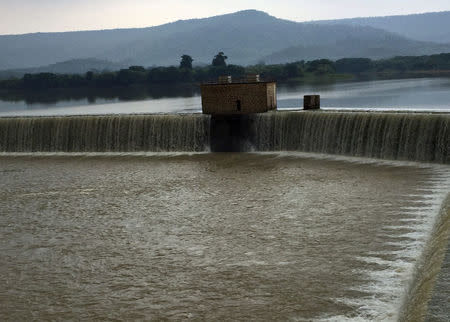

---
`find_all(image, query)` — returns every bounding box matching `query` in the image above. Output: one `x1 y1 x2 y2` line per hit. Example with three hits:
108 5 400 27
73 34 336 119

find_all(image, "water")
279 78 450 112
0 114 211 153
1 77 449 320
425 230 450 322
0 153 449 321
250 112 449 163
1 78 450 116
1 112 448 163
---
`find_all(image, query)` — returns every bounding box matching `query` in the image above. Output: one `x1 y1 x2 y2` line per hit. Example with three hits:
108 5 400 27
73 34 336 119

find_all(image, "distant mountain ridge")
312 11 450 44
0 59 125 79
1 10 450 72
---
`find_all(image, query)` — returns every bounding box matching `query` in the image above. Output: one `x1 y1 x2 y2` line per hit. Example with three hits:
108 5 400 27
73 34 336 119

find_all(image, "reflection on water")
0 84 201 115
0 153 449 321
279 78 450 111
0 78 450 116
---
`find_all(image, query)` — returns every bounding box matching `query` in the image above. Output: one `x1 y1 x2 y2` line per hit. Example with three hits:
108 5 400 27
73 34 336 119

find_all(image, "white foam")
315 169 450 321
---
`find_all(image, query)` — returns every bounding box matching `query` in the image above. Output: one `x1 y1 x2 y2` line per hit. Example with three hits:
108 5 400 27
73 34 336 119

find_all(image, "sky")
0 0 449 35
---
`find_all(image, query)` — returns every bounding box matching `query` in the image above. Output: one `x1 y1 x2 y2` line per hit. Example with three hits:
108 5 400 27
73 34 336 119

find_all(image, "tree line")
1 52 449 90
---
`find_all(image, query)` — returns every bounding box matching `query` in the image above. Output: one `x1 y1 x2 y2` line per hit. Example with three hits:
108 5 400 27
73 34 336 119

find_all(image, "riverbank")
1 53 449 92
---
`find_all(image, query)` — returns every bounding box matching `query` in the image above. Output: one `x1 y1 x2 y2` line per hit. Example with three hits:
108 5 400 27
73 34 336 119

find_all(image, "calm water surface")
0 78 449 116
1 153 449 321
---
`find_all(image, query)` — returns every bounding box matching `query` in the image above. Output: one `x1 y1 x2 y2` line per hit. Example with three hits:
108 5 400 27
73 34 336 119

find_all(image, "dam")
0 111 448 163
0 110 449 321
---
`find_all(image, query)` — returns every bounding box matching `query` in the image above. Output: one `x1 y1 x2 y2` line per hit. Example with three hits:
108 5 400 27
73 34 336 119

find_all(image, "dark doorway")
236 99 241 112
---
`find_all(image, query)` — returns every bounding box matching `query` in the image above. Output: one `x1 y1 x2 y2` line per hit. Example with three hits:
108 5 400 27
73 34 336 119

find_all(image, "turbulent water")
0 110 449 320
0 114 210 152
0 111 448 163
425 231 450 322
0 153 449 321
250 112 449 163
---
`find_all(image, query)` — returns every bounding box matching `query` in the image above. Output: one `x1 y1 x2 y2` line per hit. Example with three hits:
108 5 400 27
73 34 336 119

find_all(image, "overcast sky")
1 0 449 35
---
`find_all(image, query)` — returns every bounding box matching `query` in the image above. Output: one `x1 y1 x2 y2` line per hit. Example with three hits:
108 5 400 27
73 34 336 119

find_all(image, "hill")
262 33 450 64
1 10 450 70
0 58 124 79
312 11 450 44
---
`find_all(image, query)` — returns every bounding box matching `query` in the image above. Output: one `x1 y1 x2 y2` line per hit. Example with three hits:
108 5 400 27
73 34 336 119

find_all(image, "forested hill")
313 11 450 44
1 10 450 71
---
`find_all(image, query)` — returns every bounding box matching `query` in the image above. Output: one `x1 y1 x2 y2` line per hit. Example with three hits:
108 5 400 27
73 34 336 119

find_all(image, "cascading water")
0 110 449 320
0 111 448 163
249 111 449 163
0 114 210 152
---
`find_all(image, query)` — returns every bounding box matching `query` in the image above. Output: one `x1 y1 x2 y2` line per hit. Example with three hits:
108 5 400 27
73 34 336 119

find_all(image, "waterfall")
0 114 210 152
249 111 449 163
0 111 448 163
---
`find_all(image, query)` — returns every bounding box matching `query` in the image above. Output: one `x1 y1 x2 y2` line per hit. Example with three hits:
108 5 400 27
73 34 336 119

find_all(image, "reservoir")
0 153 449 321
0 77 449 320
0 78 450 116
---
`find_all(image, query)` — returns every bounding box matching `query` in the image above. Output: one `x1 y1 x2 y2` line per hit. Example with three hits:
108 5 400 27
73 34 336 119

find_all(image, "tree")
306 59 335 75
212 52 228 67
117 68 147 85
335 58 373 73
85 71 94 81
129 66 146 72
148 67 180 83
180 55 193 69
283 62 304 78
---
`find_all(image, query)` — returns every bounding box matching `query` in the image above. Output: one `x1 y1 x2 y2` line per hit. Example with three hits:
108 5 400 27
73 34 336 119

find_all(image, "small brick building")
201 76 277 115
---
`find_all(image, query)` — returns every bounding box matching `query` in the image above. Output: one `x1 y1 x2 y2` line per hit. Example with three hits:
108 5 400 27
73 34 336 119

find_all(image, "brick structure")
201 77 277 115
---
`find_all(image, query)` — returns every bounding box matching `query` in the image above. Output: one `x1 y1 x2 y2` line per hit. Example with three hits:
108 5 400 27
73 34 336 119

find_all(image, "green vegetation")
1 53 450 91
180 55 193 70
212 52 228 67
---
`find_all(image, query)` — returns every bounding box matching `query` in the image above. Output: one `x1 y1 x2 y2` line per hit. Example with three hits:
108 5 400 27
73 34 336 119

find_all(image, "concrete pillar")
304 95 320 110
210 115 252 152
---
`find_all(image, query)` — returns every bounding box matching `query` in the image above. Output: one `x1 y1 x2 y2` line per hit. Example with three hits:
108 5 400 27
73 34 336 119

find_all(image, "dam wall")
249 112 449 164
0 111 448 163
0 114 210 152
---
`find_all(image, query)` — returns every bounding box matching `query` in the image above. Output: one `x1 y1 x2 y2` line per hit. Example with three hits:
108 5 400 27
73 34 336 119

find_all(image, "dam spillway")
0 111 448 163
1 110 450 320
250 112 449 163
0 114 210 153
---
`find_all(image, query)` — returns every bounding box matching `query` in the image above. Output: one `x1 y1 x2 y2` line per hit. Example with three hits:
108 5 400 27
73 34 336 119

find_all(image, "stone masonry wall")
201 82 277 114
